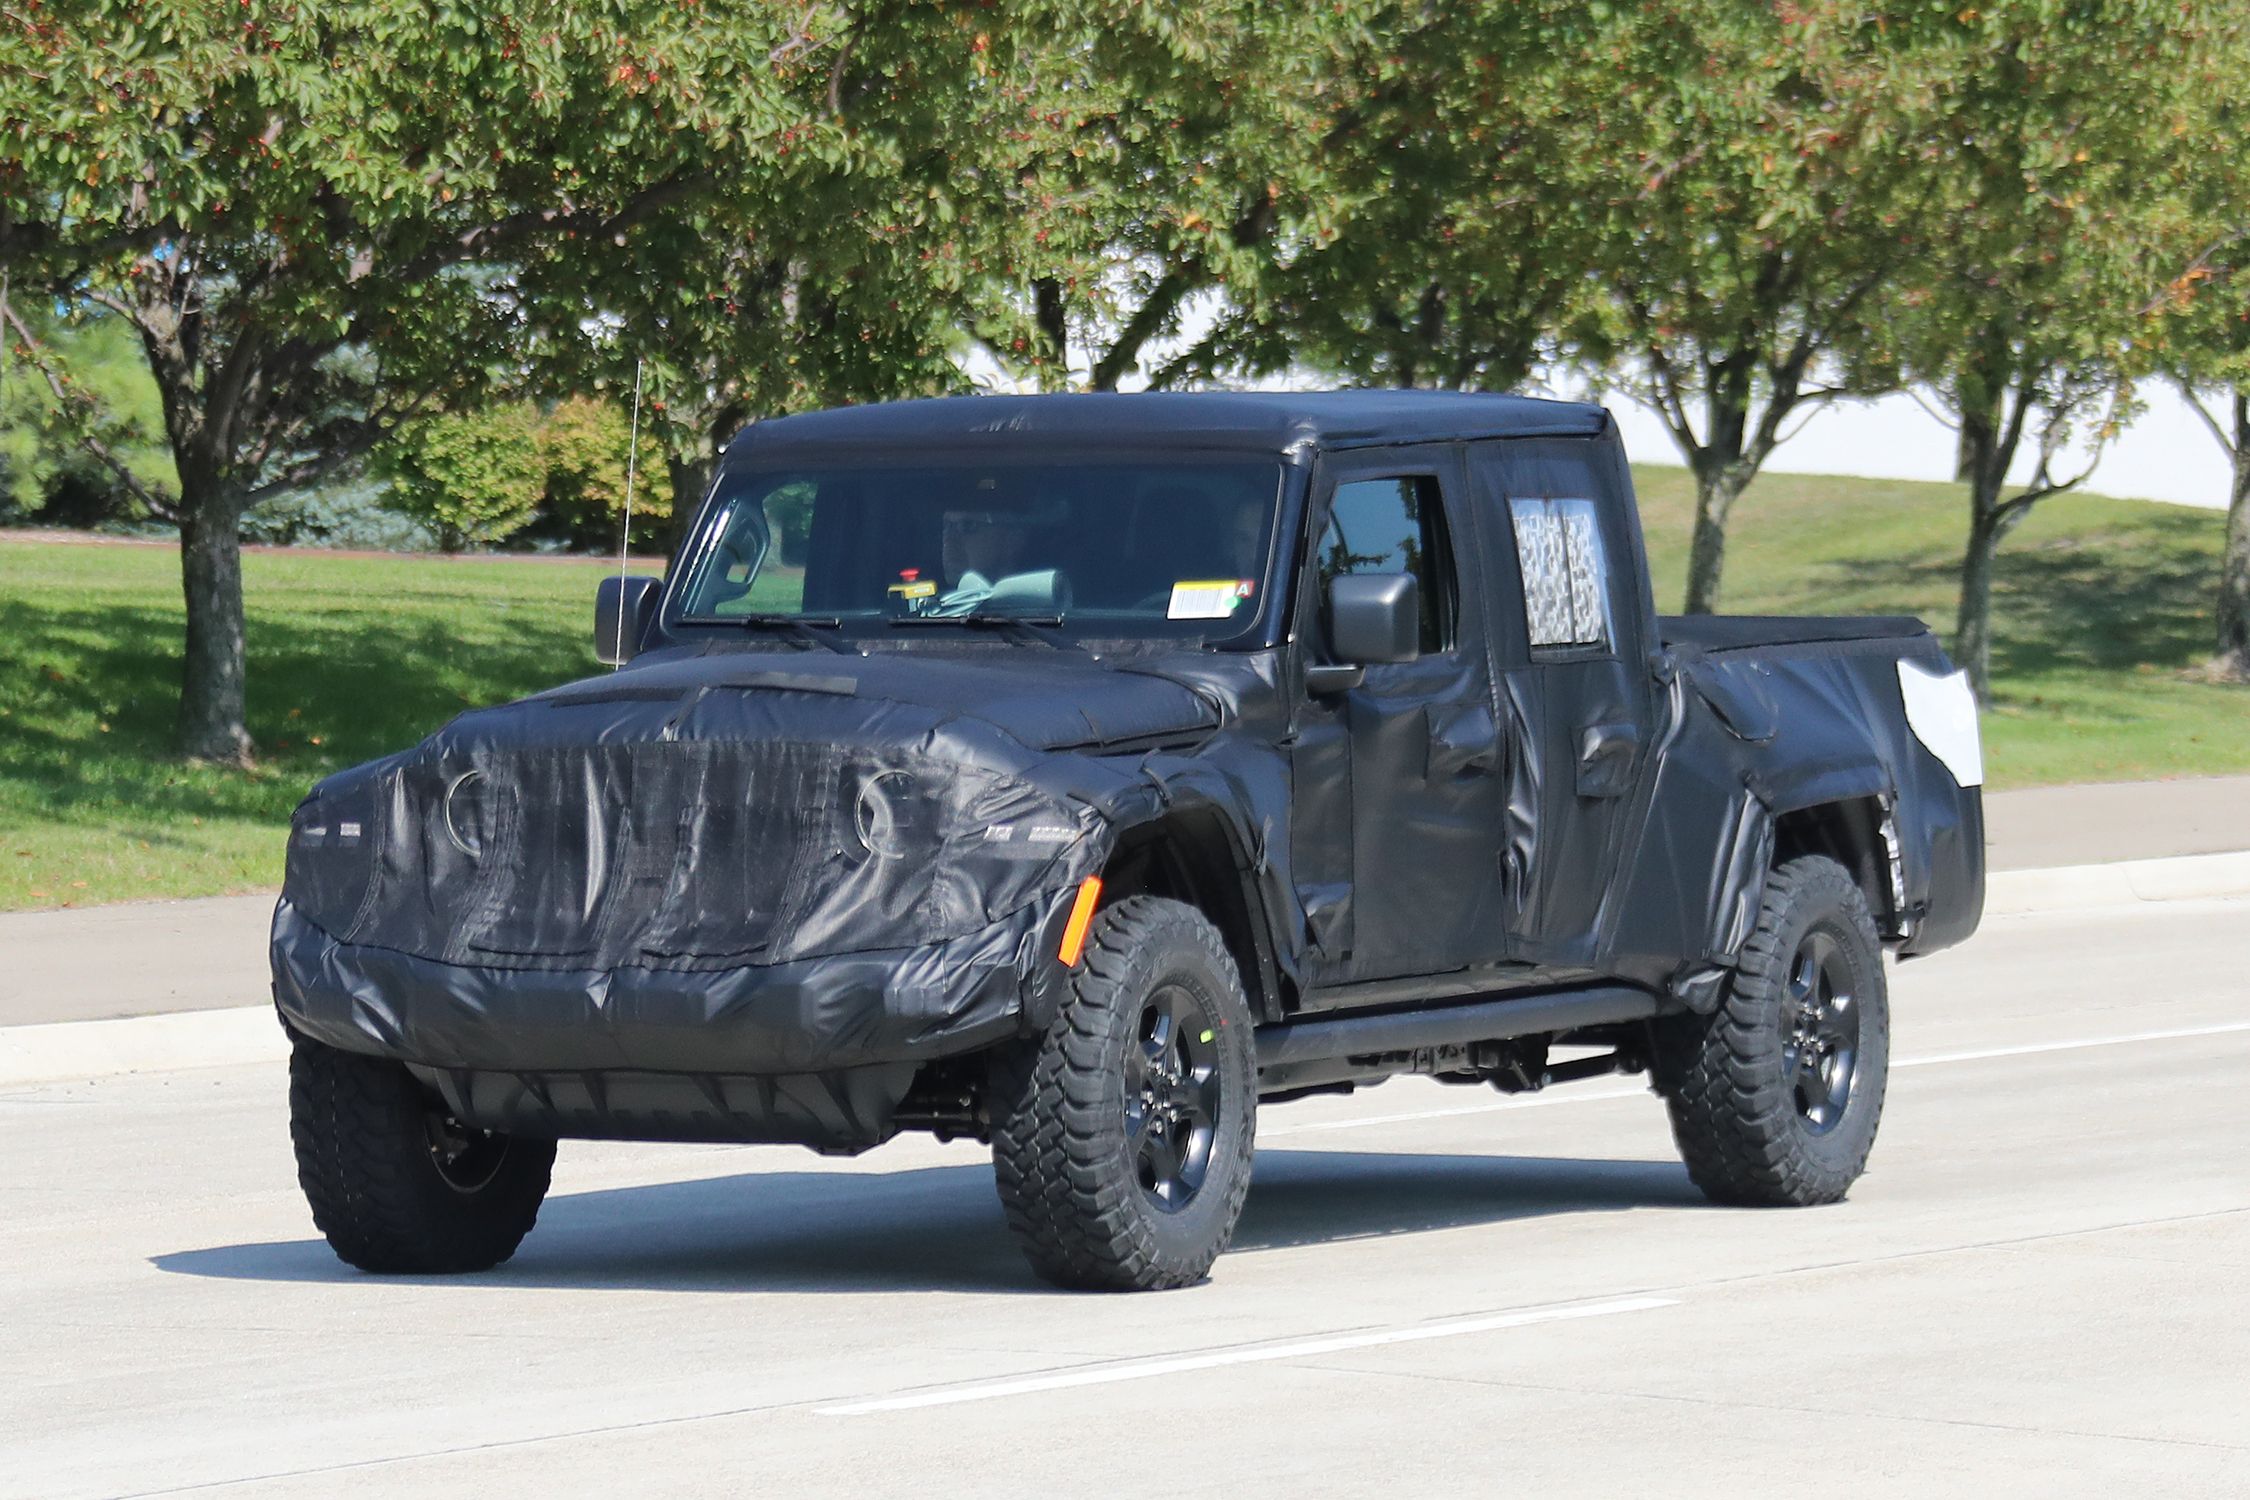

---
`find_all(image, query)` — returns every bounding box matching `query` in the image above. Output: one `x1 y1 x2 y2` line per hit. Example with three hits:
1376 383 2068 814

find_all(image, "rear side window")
1509 497 1609 650
1318 476 1457 653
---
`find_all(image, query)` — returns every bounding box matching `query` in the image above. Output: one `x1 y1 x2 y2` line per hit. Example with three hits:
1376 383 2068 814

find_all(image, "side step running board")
1254 984 1660 1092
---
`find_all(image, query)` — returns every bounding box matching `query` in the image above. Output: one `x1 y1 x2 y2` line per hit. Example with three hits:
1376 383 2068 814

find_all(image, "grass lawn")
1 542 665 911
1 466 2244 910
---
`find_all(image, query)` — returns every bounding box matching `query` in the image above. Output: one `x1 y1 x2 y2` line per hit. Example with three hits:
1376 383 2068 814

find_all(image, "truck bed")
1658 615 1934 653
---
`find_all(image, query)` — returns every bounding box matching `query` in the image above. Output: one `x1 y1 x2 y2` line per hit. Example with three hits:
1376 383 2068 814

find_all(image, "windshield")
672 458 1284 643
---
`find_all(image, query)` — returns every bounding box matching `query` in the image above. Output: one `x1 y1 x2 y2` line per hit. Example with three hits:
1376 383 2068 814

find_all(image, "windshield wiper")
888 612 1078 650
726 613 853 654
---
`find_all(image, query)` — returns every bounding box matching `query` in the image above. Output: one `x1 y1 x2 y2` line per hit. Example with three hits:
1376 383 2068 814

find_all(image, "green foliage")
528 395 653 553
374 405 546 552
1 0 909 755
1859 0 2230 696
1208 2 1612 392
241 473 433 551
955 1 1361 391
0 306 174 524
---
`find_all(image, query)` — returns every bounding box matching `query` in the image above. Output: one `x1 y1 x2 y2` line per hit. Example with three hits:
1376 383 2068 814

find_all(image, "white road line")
1894 1020 2250 1067
1261 1020 2250 1139
815 1294 1676 1416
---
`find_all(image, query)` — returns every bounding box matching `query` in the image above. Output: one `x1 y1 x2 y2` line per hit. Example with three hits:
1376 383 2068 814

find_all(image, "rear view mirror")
596 575 661 665
1329 573 1420 665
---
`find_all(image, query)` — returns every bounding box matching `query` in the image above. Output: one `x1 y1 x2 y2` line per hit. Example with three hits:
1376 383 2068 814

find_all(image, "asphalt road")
3 898 2245 1499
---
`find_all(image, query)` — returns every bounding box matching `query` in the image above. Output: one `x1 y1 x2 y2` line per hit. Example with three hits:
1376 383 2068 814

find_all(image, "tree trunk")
176 495 253 763
662 452 714 556
2217 389 2250 682
1954 501 2003 705
1952 423 1979 484
1682 465 1747 615
1949 393 2011 705
1032 278 1069 391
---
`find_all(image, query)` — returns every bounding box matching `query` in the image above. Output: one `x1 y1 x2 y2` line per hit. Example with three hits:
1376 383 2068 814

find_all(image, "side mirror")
1308 573 1421 694
595 575 661 666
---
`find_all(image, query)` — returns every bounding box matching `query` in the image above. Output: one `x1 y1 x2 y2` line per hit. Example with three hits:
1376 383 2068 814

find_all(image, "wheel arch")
1098 807 1288 1023
1771 795 1904 941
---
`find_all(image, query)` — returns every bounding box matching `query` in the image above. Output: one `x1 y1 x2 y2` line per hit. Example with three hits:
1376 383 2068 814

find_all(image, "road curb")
1982 850 2250 917
0 1006 285 1089
4 850 2244 1089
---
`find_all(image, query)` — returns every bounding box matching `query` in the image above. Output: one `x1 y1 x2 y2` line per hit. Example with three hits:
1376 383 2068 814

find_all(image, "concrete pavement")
0 897 2243 1497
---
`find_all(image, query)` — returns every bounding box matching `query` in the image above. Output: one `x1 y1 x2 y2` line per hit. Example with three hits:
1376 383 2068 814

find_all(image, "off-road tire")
990 896 1257 1291
1653 855 1890 1208
289 1034 555 1273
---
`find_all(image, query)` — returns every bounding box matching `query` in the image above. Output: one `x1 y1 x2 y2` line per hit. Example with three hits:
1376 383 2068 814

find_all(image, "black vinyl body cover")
271 392 1985 1151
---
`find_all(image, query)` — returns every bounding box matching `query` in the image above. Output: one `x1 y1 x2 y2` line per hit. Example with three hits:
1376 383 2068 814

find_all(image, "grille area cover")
292 741 842 970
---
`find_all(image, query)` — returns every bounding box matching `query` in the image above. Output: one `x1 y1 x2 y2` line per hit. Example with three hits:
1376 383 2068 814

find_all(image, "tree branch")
0 299 179 520
2176 377 2238 459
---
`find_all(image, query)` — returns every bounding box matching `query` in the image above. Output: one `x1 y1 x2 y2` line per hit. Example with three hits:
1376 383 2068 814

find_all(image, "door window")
1508 497 1609 650
1317 476 1457 654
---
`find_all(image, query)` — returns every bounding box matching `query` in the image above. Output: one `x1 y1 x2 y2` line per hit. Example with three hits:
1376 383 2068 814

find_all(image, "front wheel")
289 1034 555 1273
989 895 1257 1291
1653 855 1890 1208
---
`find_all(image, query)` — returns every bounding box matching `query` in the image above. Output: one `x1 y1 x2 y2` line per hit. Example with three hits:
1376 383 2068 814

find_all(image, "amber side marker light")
1057 876 1104 967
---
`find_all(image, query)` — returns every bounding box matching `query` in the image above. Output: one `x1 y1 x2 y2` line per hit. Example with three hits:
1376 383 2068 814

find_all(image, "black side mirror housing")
595 575 662 666
1308 573 1421 694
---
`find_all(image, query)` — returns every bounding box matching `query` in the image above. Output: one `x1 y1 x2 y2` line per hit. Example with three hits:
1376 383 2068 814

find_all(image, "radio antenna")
612 358 645 670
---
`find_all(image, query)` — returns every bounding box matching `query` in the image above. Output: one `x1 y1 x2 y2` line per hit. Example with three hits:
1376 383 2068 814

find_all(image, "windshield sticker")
1168 579 1254 620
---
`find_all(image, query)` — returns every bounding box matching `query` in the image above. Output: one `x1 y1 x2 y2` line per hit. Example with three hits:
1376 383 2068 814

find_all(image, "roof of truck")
721 390 1611 461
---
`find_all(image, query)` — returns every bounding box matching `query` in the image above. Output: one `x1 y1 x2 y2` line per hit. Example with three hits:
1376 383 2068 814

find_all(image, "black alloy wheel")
1783 928 1863 1135
423 1110 515 1194
1126 982 1225 1212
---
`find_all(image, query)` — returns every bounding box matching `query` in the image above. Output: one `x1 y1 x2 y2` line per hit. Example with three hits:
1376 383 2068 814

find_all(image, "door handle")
1427 702 1498 778
1576 721 1639 798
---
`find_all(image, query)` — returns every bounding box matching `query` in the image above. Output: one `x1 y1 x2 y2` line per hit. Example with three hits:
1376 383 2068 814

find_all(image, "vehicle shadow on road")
150 1149 1702 1295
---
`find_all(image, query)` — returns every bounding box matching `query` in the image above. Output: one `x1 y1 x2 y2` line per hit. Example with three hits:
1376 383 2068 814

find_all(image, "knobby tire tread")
990 896 1255 1291
1655 855 1888 1208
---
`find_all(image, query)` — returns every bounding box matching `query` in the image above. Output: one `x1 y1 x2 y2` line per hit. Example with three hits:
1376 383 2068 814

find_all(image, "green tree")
1201 2 1610 394
971 2 1356 392
374 404 544 552
1877 2 2219 701
516 6 999 532
2168 249 2250 683
2155 18 2250 682
532 394 646 554
1580 1 1946 614
0 2 819 760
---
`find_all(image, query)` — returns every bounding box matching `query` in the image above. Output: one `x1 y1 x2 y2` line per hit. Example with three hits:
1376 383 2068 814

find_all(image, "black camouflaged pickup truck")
274 391 1985 1290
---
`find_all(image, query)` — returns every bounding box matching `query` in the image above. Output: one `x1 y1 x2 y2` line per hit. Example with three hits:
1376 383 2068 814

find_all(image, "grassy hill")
2 466 2243 909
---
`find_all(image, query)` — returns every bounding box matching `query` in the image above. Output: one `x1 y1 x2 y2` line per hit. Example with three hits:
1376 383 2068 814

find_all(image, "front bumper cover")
271 890 1069 1080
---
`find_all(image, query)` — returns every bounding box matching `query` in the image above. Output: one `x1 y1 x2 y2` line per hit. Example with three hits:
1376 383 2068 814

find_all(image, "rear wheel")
989 896 1256 1290
1654 855 1890 1207
289 1034 555 1273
